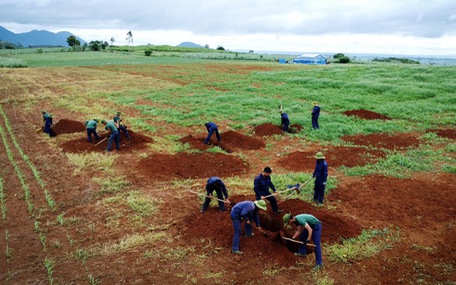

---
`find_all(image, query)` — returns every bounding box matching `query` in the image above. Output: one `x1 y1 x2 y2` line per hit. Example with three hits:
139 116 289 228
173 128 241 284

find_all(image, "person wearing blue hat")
230 200 267 254
283 212 323 270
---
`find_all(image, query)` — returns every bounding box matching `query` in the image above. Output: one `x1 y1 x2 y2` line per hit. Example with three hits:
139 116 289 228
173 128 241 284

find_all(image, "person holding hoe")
84 119 101 143
254 166 282 213
283 212 323 270
313 152 328 205
230 200 267 255
113 111 131 141
101 119 120 152
201 177 231 212
203 121 221 144
280 110 290 132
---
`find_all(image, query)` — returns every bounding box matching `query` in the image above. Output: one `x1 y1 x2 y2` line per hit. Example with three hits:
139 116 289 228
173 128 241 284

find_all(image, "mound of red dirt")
343 109 392 120
182 195 361 266
59 130 153 153
179 131 265 153
53 119 86 134
427 128 456 139
135 152 249 180
278 147 386 171
253 123 284 136
342 132 420 150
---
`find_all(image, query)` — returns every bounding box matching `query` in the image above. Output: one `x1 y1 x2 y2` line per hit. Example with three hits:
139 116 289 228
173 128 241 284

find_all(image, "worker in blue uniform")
201 177 230 212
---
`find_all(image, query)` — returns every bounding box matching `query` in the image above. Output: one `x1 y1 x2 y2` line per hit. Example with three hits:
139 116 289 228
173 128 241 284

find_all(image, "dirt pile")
135 152 249 180
253 123 284 136
60 130 153 153
278 147 386 171
183 195 361 266
427 128 456 139
53 119 86 134
342 132 421 150
179 130 265 152
343 109 392 120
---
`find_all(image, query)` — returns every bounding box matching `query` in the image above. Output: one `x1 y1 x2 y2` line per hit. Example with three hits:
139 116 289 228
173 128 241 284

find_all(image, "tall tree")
66 35 80 47
110 37 115 45
126 31 133 45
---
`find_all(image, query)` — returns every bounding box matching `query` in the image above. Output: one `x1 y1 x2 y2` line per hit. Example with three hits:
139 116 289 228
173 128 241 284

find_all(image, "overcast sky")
1 0 455 56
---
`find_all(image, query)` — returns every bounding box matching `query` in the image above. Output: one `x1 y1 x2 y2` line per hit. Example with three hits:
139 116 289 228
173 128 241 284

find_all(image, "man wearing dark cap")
253 166 282 213
113 111 130 140
201 176 230 212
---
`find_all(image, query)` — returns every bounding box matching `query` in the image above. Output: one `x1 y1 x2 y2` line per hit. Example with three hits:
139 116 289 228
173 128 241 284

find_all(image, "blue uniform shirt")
313 160 328 183
206 176 228 199
281 113 290 125
230 201 260 227
312 106 321 118
253 173 276 200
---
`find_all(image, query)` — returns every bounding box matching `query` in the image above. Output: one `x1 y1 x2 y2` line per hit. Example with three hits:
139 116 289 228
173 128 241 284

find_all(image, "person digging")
230 200 267 255
84 119 101 143
113 111 131 141
203 121 221 145
201 176 231 212
280 110 290 133
283 212 323 270
254 166 283 213
101 119 120 152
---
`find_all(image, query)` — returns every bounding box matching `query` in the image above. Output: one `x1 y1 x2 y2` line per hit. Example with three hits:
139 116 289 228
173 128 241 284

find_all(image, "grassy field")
0 47 455 284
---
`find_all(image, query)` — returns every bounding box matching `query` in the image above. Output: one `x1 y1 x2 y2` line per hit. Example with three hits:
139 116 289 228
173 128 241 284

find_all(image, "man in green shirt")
101 120 120 151
84 119 101 143
283 212 323 270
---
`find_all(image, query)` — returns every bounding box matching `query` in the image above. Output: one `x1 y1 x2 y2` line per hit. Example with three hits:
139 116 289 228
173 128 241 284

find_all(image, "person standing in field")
311 102 320 129
101 119 120 152
201 177 231 212
84 119 101 143
253 166 282 213
312 152 328 205
283 212 323 270
280 110 290 132
203 122 221 144
113 112 131 140
42 111 53 136
230 200 267 254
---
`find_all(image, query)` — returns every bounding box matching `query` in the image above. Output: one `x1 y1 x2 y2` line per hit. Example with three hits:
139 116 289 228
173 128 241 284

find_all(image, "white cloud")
1 0 456 56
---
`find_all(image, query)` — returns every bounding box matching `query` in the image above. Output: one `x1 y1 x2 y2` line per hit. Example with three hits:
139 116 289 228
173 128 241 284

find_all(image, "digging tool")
94 137 108 147
262 186 301 199
250 224 270 237
188 190 232 205
278 177 315 205
281 236 316 247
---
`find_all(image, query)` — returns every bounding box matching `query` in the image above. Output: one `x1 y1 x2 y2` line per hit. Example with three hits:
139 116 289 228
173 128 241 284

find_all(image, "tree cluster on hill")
372 57 419 64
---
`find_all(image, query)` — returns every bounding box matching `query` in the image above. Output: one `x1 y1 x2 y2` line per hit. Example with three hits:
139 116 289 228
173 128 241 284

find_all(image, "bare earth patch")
427 128 456 139
342 132 421 150
343 109 392 120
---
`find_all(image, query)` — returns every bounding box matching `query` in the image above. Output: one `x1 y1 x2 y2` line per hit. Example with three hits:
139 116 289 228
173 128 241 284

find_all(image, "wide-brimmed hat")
315 152 325 159
283 212 292 225
312 101 318 106
116 112 121 116
254 200 267 211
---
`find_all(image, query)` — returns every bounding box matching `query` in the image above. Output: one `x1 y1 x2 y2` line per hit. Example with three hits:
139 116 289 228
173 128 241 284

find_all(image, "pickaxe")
250 223 270 237
278 177 315 204
188 190 232 205
262 185 301 199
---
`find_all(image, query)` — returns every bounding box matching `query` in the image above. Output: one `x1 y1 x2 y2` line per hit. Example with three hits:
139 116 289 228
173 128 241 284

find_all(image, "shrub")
144 50 152 56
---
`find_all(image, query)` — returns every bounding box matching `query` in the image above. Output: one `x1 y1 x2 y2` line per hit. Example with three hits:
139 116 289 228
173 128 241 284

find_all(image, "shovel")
188 190 232 205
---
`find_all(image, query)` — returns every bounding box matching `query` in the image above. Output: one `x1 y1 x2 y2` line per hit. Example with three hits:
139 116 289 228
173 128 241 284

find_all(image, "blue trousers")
204 127 221 144
201 189 226 212
313 180 326 204
119 125 130 139
87 128 100 143
44 123 52 135
312 116 319 129
231 215 253 251
298 222 323 266
282 122 289 132
106 131 120 151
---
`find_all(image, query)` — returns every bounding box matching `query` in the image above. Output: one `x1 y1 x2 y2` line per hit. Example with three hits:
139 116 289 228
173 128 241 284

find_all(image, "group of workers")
200 152 328 270
41 111 130 152
203 102 321 145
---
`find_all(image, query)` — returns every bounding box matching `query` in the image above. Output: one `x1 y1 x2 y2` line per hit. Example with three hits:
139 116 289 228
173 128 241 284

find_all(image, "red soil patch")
427 128 456 139
179 130 265 152
53 119 86 134
343 109 392 120
183 195 361 267
59 130 153 153
253 122 303 136
342 132 421 150
135 152 249 180
278 146 386 171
